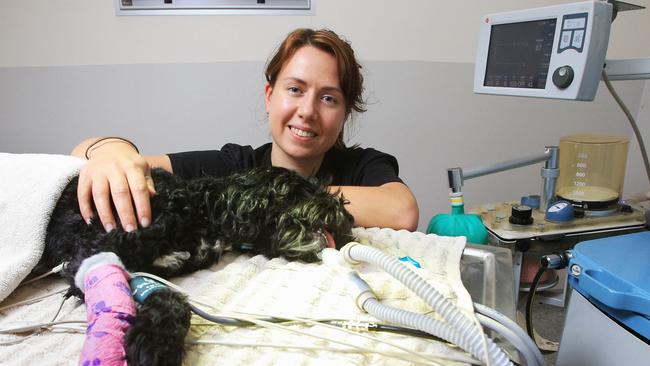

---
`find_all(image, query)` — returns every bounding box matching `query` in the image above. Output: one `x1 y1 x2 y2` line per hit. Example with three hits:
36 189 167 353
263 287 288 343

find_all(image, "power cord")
525 252 572 349
525 266 547 340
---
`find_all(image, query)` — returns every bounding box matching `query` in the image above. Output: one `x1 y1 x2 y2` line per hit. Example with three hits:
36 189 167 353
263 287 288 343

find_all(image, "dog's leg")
64 228 194 366
125 289 191 366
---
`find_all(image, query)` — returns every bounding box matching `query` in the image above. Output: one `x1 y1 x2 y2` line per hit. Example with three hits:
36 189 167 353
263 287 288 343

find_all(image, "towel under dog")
0 153 84 302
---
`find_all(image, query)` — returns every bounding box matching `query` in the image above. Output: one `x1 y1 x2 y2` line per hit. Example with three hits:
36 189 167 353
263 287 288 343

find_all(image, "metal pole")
540 146 560 211
445 147 560 211
463 152 551 180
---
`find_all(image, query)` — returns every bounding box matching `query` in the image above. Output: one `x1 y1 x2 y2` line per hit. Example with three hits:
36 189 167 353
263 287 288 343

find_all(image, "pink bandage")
79 264 136 366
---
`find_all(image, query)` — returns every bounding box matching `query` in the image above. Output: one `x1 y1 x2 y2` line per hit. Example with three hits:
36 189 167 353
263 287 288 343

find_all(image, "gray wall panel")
1 61 647 231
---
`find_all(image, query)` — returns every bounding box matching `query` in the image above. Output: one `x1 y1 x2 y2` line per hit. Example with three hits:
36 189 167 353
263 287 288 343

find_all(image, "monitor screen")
484 19 557 89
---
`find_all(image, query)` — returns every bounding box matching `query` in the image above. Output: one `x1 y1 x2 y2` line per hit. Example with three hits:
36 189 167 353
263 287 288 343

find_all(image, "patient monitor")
474 1 612 101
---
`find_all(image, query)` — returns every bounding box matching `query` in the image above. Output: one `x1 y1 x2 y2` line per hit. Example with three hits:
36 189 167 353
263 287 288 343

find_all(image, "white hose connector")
340 242 363 265
341 242 513 366
346 272 377 311
321 248 376 311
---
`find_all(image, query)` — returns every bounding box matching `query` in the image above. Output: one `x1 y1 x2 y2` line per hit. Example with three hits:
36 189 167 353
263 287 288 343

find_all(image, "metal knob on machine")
509 204 533 225
552 65 574 89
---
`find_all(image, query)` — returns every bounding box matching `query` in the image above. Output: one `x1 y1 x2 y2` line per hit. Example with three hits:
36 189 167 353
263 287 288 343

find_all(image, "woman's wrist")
85 137 140 160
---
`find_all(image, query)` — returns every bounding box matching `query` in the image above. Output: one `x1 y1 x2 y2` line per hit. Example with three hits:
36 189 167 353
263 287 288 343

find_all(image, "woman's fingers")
145 173 156 196
84 169 152 232
92 177 118 232
109 173 141 232
127 169 154 228
77 169 95 225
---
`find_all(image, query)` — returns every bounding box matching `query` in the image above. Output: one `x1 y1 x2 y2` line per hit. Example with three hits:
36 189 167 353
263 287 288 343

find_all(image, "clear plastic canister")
556 134 629 209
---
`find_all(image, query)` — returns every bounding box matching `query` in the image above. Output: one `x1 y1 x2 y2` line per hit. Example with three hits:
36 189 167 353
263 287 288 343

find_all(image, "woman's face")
265 45 347 175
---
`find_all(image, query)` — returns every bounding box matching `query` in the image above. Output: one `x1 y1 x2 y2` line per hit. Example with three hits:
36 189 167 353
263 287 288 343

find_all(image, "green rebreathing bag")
426 192 488 244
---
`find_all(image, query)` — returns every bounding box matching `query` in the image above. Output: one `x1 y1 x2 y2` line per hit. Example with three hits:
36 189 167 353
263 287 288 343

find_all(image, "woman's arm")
71 137 172 232
330 182 419 231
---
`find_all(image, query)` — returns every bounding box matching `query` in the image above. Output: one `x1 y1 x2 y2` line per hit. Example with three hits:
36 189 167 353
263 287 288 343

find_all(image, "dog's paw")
125 290 191 366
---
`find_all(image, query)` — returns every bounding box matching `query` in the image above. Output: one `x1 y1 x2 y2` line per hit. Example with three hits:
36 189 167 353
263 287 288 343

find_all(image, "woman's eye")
322 95 337 104
288 86 301 94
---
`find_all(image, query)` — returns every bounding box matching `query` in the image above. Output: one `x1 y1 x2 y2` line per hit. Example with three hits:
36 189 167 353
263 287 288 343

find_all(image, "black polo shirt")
168 143 403 186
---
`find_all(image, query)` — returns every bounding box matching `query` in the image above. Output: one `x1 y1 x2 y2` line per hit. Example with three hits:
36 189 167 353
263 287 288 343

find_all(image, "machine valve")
541 251 573 270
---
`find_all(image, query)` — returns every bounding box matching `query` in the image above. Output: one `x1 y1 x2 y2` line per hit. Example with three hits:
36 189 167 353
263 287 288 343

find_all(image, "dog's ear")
319 191 354 249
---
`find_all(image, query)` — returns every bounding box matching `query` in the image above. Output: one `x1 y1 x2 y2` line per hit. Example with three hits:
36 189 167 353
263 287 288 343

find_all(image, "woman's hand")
72 138 156 232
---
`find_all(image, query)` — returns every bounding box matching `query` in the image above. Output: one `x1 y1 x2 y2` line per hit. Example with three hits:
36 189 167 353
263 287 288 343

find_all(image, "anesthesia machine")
430 0 650 364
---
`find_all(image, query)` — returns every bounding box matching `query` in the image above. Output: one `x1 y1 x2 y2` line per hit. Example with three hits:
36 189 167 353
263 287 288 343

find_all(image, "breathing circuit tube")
474 302 546 366
325 243 514 366
363 298 512 365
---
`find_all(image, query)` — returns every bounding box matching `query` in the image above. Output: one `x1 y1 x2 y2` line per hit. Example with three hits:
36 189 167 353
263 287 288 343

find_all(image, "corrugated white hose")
474 302 546 366
363 298 511 366
322 249 480 365
339 243 513 366
476 313 543 366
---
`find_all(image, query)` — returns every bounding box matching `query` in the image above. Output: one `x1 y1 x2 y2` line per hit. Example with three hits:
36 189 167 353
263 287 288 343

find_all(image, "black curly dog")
37 166 354 366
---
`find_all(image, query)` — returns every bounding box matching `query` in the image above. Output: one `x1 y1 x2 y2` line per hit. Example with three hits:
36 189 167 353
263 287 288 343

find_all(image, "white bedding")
0 227 472 366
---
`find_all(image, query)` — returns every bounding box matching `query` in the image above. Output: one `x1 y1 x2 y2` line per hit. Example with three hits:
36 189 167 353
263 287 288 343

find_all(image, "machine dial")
509 204 534 225
552 65 574 89
545 201 575 222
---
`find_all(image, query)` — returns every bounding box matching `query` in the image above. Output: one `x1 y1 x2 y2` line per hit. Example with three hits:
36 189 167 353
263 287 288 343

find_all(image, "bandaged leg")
75 252 135 366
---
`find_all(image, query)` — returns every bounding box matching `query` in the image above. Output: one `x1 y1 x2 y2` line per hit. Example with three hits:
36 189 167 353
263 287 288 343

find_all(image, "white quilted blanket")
0 228 472 365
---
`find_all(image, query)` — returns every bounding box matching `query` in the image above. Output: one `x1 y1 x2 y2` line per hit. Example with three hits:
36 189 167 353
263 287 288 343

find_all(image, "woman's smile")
289 125 317 138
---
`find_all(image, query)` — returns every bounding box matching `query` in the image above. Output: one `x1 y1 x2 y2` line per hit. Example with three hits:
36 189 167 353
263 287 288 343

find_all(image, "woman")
71 28 419 234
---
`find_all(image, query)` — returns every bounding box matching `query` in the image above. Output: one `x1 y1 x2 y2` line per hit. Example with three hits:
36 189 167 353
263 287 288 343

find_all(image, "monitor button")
572 30 585 49
560 31 572 50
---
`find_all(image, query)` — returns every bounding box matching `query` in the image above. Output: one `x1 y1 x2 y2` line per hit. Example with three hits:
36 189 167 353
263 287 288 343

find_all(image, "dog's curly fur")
37 166 354 366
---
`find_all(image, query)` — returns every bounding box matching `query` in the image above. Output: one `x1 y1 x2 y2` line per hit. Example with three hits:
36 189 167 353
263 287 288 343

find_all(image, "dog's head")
267 170 354 262
218 167 354 262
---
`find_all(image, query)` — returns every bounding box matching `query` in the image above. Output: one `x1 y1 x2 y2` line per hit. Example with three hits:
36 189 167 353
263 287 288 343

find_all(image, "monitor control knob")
552 65 574 89
509 204 534 225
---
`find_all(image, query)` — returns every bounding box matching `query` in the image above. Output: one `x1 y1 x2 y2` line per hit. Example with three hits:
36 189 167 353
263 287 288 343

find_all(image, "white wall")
1 0 649 67
1 1 649 232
